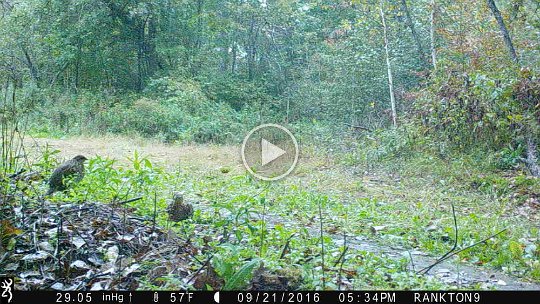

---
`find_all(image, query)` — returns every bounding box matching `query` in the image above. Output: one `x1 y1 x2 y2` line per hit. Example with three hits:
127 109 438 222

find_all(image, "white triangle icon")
261 138 286 166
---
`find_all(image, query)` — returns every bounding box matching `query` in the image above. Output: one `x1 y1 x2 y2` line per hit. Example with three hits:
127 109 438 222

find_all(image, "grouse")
167 192 194 222
47 155 87 195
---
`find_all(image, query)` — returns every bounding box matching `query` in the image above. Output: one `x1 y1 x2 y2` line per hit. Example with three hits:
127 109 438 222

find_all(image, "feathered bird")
47 155 87 195
167 192 193 222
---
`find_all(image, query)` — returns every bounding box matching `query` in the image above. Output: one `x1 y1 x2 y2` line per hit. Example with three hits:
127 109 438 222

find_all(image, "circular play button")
241 123 299 181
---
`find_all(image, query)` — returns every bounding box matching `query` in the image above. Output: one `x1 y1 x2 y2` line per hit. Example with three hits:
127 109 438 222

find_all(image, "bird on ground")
166 191 194 222
47 155 87 195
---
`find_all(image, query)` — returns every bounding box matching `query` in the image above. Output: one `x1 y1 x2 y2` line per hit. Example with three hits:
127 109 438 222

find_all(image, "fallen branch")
343 123 373 132
8 168 26 179
115 196 143 206
185 254 215 286
419 202 458 275
279 233 296 260
418 228 508 274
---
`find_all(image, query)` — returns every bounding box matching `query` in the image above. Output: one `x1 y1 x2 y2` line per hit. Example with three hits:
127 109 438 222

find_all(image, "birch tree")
379 0 397 127
430 0 437 70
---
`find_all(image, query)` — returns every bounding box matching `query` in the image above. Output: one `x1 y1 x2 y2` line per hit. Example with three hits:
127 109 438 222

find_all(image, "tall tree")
430 0 437 70
380 0 397 127
400 0 427 66
486 0 518 63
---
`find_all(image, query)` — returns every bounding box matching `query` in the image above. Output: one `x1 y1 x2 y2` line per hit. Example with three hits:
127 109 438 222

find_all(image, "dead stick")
420 202 458 274
279 233 296 260
151 192 157 236
418 228 508 274
334 246 349 267
115 196 143 205
343 123 373 132
185 254 215 286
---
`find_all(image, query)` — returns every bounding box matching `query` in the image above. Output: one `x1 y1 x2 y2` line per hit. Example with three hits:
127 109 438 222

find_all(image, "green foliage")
23 76 268 143
416 64 540 158
495 144 525 170
105 97 186 142
222 259 261 290
200 75 275 111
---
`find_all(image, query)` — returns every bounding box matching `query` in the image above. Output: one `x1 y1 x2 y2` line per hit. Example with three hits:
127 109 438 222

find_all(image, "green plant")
496 144 525 170
223 259 261 290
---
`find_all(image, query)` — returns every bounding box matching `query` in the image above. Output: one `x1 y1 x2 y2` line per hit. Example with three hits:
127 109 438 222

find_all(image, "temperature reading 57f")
169 292 194 303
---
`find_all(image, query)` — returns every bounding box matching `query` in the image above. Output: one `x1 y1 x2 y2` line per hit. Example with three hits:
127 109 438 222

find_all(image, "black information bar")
3 291 540 304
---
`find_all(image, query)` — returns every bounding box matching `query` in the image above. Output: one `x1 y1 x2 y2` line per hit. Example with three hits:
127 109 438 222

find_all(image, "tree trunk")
379 0 397 127
486 0 518 63
146 17 160 75
247 14 256 80
430 0 437 70
400 0 426 66
196 0 203 50
526 135 540 177
231 39 237 74
74 38 82 90
136 21 146 92
20 45 40 86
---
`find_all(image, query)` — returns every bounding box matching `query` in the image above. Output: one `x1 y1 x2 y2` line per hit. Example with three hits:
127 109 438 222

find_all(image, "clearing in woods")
26 135 540 290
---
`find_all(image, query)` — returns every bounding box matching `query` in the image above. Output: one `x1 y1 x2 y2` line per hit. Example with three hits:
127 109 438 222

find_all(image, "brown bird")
47 155 87 195
167 192 193 222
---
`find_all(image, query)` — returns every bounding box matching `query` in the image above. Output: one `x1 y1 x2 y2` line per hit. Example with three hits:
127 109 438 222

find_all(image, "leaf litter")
1 199 202 290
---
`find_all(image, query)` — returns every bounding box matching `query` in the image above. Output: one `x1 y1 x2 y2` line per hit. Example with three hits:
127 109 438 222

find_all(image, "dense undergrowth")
23 76 277 144
1 146 452 290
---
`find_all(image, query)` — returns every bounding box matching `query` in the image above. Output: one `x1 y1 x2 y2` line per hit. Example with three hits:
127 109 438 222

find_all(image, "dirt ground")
26 135 245 173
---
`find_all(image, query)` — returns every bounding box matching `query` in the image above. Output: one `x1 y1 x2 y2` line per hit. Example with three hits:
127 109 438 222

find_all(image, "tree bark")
146 17 160 74
20 45 40 86
526 136 540 177
231 38 237 74
430 0 437 70
196 0 204 50
136 20 146 92
486 0 518 63
74 38 82 90
247 14 257 80
379 0 397 127
400 0 427 66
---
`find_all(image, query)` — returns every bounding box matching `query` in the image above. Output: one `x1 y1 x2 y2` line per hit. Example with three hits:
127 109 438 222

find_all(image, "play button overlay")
241 124 299 181
261 139 286 166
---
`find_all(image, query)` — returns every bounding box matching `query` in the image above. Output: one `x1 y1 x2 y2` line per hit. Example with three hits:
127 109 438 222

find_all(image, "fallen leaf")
22 251 49 261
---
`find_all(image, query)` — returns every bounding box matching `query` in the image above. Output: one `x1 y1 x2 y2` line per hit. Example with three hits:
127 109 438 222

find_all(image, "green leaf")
223 259 260 290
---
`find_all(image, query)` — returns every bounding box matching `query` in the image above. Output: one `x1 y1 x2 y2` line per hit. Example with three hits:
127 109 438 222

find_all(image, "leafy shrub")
199 75 276 111
415 70 539 153
495 144 525 170
356 127 416 165
23 76 266 143
104 98 187 142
